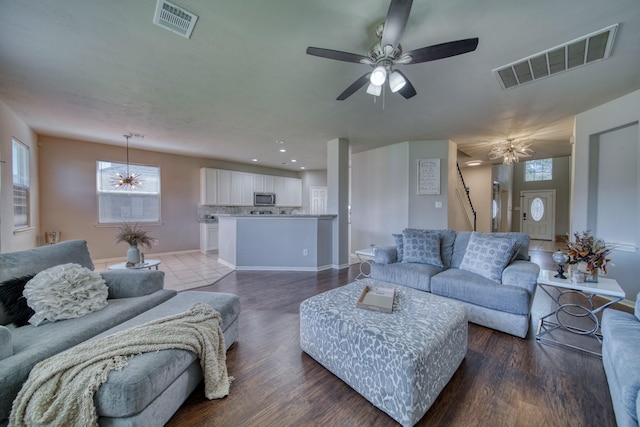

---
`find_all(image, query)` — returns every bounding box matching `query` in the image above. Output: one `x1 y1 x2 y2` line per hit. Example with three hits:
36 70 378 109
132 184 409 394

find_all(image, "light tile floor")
93 251 233 292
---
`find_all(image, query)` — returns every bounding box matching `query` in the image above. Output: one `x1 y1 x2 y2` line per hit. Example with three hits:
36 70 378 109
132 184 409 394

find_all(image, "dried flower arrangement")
565 230 612 277
115 222 156 249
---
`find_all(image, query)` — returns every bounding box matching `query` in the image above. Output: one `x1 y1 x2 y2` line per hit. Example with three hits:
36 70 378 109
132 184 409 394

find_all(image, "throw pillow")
23 263 108 326
393 233 404 262
402 229 443 267
459 232 517 283
373 246 397 264
0 275 36 326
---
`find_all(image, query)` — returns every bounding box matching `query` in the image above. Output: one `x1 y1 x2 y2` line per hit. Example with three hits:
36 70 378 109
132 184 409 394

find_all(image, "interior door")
521 190 555 240
310 186 327 214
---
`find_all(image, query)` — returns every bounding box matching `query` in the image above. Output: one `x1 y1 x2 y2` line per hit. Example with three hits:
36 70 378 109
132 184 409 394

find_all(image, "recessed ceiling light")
300 166 306 170
291 159 297 163
276 140 285 144
279 149 286 153
252 158 258 162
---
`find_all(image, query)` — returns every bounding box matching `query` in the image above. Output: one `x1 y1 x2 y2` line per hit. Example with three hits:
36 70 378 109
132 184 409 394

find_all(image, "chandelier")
113 134 142 190
488 138 534 164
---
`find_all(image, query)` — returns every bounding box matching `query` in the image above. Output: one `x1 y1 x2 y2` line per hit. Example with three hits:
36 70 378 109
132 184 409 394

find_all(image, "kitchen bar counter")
216 214 336 218
217 215 335 271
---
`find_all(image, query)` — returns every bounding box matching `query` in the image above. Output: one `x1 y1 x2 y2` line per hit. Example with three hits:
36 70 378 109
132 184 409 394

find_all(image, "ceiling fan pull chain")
383 84 386 109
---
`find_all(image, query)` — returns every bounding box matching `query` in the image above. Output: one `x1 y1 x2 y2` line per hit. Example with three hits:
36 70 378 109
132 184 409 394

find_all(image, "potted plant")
115 222 156 265
565 230 612 282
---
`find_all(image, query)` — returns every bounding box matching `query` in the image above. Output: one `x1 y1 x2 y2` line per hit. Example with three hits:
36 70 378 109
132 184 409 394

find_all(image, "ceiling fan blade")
381 0 413 50
306 47 369 64
404 38 479 64
337 73 371 100
394 70 417 99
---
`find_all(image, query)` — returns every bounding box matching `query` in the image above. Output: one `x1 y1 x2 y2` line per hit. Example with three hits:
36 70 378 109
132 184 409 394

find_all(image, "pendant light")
114 134 142 190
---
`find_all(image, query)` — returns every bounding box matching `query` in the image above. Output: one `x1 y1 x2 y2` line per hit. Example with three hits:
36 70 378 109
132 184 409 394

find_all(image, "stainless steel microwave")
254 192 276 206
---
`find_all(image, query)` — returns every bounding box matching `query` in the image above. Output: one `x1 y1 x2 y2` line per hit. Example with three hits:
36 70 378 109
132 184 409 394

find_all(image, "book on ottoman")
356 285 395 313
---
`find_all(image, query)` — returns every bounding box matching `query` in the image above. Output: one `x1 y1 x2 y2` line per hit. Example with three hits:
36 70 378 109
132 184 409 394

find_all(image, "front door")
521 190 555 240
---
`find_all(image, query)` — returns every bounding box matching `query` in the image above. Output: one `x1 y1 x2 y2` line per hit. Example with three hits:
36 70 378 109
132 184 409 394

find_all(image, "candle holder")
552 250 569 279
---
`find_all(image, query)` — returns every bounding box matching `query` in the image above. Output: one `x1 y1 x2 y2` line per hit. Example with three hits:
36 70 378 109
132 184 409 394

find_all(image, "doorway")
309 186 328 214
521 190 556 240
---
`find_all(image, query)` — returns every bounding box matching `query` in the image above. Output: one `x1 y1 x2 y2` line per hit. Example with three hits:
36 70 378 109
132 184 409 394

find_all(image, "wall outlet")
303 249 308 256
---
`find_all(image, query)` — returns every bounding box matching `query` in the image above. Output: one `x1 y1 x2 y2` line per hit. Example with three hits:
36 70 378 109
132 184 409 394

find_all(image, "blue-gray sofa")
370 230 540 338
602 294 640 427
0 240 240 426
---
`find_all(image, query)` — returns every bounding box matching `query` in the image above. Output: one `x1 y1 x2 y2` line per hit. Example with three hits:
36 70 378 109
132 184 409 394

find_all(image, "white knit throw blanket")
9 302 231 427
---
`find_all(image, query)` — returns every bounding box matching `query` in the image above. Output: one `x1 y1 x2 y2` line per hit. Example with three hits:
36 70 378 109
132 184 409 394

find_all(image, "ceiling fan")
306 0 479 100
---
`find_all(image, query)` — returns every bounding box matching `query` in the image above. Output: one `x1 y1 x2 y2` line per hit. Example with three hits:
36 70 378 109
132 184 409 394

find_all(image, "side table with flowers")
115 222 157 266
565 231 612 283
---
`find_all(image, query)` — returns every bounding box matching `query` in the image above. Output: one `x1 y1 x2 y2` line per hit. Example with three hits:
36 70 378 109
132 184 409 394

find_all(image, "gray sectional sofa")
370 230 540 338
602 293 640 427
0 240 240 426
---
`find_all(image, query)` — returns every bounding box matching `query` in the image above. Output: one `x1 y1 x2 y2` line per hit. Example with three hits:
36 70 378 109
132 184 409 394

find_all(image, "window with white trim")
12 139 30 228
524 158 553 182
97 161 161 223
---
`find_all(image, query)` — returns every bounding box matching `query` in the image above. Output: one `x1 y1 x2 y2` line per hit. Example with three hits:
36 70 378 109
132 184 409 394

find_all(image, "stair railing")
456 163 477 231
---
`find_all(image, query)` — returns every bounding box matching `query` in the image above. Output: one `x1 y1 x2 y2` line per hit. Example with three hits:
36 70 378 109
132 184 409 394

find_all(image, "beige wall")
38 135 300 260
0 99 39 252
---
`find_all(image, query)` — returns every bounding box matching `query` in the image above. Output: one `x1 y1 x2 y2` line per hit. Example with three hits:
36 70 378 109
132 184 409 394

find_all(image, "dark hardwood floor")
167 251 626 427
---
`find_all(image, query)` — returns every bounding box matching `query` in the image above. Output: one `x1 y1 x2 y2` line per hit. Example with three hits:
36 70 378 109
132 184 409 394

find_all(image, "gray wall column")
327 138 350 269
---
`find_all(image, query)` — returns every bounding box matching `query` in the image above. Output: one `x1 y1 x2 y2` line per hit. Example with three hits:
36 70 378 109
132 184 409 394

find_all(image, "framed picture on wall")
417 159 440 195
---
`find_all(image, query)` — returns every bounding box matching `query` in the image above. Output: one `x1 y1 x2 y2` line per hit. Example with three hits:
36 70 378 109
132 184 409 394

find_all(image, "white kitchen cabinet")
200 222 219 253
254 174 275 193
200 168 218 205
200 168 300 206
216 169 232 205
286 177 302 206
275 176 302 206
274 177 286 206
230 172 253 206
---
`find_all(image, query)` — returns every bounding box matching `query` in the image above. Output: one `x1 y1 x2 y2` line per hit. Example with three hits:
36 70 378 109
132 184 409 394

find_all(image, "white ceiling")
1 0 639 171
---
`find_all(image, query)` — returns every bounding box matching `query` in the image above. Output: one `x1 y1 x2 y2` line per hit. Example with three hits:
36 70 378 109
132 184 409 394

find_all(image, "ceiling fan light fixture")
370 66 387 86
389 70 406 92
366 83 382 96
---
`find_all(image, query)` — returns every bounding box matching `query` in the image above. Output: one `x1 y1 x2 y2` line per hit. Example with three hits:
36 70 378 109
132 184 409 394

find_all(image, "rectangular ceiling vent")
493 24 618 90
153 0 198 39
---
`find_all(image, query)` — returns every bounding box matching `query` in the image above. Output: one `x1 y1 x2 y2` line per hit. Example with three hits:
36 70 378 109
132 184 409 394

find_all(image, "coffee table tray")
356 285 395 313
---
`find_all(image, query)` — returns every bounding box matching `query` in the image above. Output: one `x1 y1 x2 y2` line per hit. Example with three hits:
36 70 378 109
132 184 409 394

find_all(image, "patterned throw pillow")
23 263 108 326
459 232 517 283
393 233 404 262
402 229 443 267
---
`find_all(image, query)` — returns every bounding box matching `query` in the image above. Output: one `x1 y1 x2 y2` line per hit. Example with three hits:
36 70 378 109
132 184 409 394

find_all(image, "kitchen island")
217 214 337 271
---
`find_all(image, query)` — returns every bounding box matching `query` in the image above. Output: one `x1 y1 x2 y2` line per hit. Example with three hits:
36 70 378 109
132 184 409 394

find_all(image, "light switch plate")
435 201 443 208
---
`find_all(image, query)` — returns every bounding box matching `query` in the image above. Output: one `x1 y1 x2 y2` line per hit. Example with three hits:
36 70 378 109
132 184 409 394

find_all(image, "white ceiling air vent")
153 0 198 39
493 24 618 90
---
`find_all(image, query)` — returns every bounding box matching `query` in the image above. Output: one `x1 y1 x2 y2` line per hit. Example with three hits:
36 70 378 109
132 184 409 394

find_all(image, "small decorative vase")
127 244 141 264
584 270 599 283
575 261 598 283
